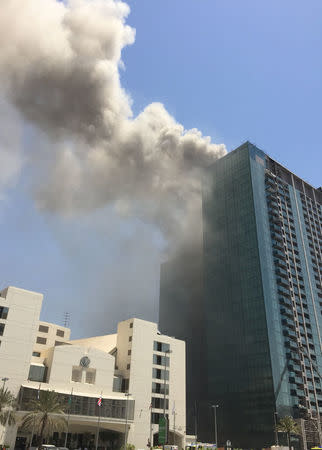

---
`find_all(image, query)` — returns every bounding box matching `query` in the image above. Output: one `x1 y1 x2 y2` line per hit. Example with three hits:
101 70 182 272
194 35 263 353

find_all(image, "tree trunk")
38 415 47 449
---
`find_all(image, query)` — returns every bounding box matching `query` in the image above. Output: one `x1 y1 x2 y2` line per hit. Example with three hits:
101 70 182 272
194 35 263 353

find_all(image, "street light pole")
273 412 279 447
124 392 131 450
1 378 9 389
211 405 219 448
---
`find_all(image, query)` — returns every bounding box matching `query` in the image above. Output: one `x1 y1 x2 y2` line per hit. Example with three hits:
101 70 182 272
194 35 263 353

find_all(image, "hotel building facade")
0 286 185 449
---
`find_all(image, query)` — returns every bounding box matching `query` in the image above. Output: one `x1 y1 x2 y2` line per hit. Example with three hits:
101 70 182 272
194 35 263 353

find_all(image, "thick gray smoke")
0 98 23 200
0 0 226 249
0 0 226 335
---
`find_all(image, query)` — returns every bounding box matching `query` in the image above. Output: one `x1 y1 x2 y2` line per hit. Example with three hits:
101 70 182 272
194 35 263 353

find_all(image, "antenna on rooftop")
63 312 70 328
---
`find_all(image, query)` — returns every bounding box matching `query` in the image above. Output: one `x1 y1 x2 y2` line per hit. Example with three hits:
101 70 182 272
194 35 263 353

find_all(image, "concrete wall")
70 334 117 354
117 318 186 450
0 287 43 393
33 321 71 359
0 286 43 447
45 344 116 395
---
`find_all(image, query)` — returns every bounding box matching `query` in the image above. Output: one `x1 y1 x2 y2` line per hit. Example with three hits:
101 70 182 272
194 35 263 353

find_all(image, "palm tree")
0 386 16 426
276 416 300 450
20 390 67 447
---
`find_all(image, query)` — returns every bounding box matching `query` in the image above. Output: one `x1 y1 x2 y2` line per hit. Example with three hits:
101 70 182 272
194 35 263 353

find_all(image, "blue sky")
1 0 321 337
123 0 322 186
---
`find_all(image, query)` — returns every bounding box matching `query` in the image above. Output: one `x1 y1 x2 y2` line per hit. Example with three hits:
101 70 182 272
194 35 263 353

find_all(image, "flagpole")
64 388 73 448
95 391 103 450
172 402 176 445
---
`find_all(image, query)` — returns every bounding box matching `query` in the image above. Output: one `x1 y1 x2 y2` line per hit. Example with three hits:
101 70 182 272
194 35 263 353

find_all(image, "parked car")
39 445 59 450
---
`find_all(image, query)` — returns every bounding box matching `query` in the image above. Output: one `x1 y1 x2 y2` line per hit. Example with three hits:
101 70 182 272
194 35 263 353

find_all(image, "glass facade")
202 144 275 447
159 142 321 448
19 387 135 420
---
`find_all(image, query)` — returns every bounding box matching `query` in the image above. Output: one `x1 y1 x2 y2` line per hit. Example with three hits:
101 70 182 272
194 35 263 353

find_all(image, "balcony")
280 308 294 319
271 232 283 242
274 250 287 261
279 296 292 307
278 285 292 296
282 318 295 331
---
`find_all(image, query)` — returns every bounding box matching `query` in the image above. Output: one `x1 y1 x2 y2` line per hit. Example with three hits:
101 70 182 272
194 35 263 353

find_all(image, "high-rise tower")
159 142 322 448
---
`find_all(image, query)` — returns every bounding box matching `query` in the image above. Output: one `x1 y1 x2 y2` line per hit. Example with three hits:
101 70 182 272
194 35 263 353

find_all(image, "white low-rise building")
0 286 185 450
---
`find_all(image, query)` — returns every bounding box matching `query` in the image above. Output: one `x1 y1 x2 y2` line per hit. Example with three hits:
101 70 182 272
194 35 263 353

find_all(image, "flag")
97 396 102 406
172 401 176 415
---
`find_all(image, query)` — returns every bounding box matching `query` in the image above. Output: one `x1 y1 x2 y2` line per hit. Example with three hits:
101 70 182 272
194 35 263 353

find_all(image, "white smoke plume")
0 0 226 249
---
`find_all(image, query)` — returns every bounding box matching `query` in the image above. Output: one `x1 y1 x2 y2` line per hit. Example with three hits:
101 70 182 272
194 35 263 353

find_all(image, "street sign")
159 416 167 444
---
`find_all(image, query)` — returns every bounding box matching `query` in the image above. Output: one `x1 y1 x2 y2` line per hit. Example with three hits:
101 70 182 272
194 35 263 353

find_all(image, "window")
129 322 133 328
129 336 132 342
20 387 134 420
121 378 129 392
0 323 5 336
127 364 131 370
72 366 82 382
153 341 170 353
152 397 169 410
36 336 47 345
152 368 169 380
56 329 64 337
85 369 96 384
152 382 169 395
0 307 8 320
32 351 41 357
28 364 46 382
153 354 169 366
38 325 49 333
128 349 131 355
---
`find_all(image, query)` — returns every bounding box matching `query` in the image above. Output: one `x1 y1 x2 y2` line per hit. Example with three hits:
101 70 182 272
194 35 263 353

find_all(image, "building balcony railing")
282 317 296 328
279 296 292 307
274 250 287 260
283 327 297 338
280 308 294 319
288 364 302 374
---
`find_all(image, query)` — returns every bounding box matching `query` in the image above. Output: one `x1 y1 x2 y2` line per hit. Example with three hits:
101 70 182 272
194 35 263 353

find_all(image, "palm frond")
0 409 16 426
276 416 300 434
0 387 17 426
21 390 67 442
0 387 15 410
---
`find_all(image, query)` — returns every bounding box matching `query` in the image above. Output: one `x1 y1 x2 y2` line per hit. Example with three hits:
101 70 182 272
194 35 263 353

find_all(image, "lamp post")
211 405 219 448
1 377 9 389
163 349 172 445
273 411 279 447
124 392 131 450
